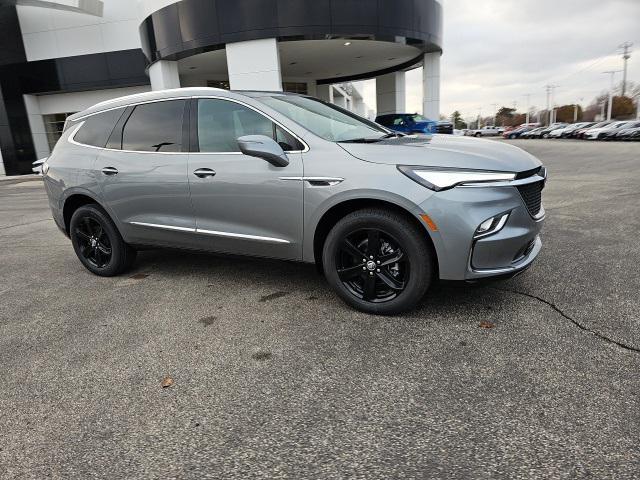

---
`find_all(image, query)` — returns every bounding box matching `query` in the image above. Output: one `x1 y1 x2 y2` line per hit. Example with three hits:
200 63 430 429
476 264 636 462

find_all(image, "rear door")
187 97 304 260
95 99 195 246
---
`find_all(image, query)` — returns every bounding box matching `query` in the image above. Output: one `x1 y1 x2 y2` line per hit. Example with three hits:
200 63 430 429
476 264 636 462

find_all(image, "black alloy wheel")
336 228 408 303
70 204 136 276
323 208 434 315
74 216 112 268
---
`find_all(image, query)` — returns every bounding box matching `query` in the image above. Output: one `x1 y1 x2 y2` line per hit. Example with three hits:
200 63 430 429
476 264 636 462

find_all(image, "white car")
469 126 502 137
583 121 630 140
547 127 569 138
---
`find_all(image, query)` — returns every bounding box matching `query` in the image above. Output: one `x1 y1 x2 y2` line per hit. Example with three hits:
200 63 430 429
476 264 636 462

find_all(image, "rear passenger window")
121 100 186 152
197 99 303 153
74 108 124 148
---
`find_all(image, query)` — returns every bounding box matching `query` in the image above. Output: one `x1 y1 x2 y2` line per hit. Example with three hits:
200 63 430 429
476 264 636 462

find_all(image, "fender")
302 188 445 265
59 186 127 238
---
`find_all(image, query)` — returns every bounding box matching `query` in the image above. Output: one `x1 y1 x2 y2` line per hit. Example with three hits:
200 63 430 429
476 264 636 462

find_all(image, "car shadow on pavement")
129 247 498 317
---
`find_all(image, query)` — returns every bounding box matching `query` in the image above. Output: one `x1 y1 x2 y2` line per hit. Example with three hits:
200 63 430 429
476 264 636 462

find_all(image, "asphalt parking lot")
1 139 639 479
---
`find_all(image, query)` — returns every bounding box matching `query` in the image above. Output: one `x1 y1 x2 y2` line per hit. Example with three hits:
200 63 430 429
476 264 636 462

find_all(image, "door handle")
193 168 216 178
101 167 118 176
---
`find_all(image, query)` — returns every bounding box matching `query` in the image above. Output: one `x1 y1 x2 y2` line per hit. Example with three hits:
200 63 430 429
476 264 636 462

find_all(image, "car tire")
70 204 136 277
474 132 481 137
322 208 434 315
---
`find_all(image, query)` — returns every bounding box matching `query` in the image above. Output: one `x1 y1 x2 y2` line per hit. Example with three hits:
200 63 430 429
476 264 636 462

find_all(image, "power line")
549 46 620 85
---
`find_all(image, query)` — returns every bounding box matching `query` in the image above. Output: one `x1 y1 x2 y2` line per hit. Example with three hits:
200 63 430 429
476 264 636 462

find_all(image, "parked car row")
503 120 640 141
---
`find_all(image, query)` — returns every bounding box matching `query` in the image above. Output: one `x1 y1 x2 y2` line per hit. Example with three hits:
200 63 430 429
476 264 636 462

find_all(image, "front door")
187 98 304 260
96 99 195 246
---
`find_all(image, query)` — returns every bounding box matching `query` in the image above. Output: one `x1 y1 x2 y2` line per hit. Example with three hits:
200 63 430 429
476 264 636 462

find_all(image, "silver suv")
43 88 546 314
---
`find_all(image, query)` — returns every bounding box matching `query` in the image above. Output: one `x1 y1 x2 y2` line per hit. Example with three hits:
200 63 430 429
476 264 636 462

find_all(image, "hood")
339 135 542 172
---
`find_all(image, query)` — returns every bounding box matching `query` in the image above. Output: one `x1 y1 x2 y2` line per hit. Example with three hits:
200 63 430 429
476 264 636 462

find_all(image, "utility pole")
491 103 498 126
545 85 557 125
619 42 632 97
523 94 531 125
603 70 622 120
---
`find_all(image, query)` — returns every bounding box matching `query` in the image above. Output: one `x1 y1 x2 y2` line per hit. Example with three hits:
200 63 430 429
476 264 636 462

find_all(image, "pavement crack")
492 287 640 354
0 218 52 231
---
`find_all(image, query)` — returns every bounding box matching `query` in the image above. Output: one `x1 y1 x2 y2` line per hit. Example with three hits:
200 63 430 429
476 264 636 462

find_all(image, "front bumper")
417 176 545 281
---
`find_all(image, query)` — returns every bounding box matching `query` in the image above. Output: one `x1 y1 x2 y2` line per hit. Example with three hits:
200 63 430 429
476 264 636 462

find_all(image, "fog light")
474 213 509 239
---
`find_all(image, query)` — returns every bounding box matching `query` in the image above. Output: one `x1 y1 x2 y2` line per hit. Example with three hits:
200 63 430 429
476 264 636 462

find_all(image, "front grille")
517 181 544 217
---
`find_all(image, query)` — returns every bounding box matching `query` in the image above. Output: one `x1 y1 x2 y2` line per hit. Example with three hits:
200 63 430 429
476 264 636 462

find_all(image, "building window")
43 113 76 150
207 80 230 90
283 82 308 95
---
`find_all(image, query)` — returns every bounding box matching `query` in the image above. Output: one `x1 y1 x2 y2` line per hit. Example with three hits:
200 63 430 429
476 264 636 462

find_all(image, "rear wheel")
70 204 136 276
322 209 434 315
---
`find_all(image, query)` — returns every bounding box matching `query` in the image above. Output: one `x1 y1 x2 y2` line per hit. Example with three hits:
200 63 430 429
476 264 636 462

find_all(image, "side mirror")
237 135 289 167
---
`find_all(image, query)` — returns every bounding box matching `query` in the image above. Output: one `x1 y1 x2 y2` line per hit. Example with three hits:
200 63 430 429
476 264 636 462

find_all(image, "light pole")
545 85 557 125
573 97 584 123
523 94 531 125
603 70 622 120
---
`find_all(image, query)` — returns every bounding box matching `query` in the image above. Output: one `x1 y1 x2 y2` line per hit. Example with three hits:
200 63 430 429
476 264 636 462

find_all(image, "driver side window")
196 99 302 153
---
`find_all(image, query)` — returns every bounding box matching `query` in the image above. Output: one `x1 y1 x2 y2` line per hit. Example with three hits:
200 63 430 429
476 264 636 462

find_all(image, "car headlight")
397 166 516 191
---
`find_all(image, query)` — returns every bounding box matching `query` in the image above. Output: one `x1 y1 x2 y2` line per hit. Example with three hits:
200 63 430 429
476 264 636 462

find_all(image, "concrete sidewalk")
0 174 42 186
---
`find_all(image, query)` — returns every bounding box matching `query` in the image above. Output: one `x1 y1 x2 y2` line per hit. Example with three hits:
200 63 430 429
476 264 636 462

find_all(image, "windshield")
411 114 429 122
258 95 387 142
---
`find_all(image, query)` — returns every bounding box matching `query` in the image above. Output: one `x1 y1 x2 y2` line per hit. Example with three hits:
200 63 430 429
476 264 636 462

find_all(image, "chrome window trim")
70 96 189 122
128 222 290 244
68 95 309 155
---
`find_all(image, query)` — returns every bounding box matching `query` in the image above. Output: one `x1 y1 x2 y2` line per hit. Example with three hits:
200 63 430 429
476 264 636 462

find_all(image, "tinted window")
74 108 124 148
121 100 185 152
197 99 302 153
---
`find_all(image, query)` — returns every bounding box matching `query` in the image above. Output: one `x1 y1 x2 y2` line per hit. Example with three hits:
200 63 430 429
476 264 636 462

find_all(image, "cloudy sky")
359 0 640 121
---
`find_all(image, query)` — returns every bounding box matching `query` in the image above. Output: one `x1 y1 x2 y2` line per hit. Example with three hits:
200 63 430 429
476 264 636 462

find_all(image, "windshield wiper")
339 137 384 143
340 132 403 143
379 132 403 139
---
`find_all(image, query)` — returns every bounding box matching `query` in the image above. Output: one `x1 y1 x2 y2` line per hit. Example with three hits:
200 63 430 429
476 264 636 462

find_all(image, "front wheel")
70 204 136 277
322 209 434 315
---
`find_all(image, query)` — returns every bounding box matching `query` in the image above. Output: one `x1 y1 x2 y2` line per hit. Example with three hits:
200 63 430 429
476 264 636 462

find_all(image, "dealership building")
0 0 443 176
